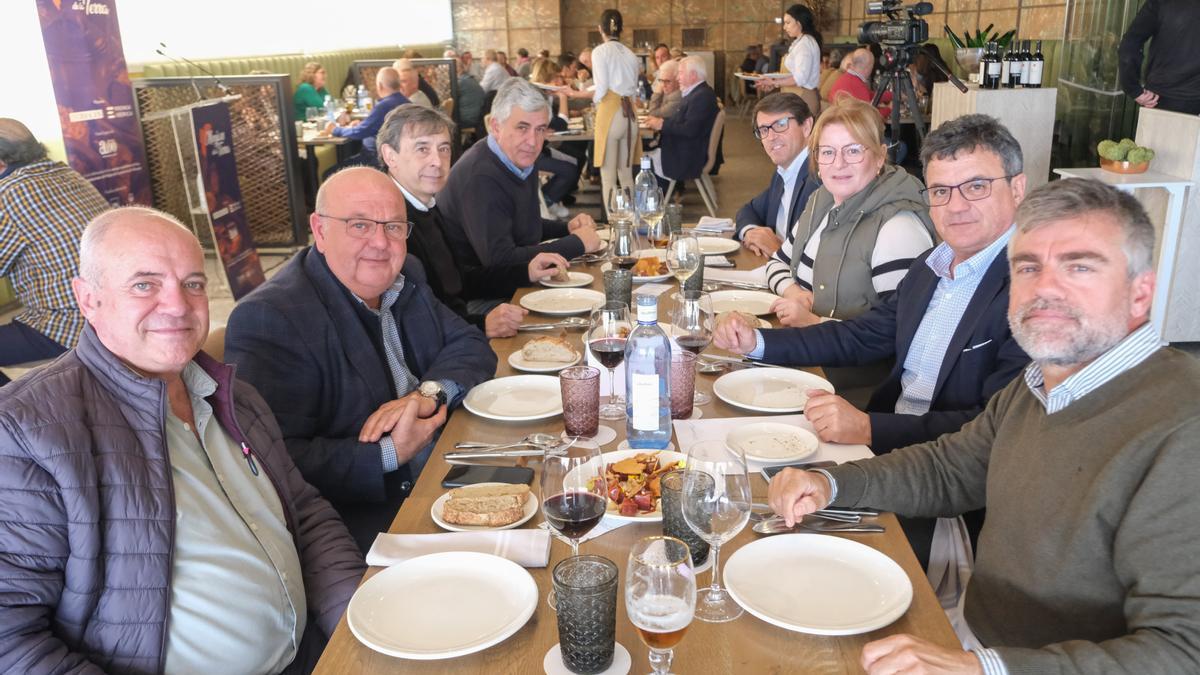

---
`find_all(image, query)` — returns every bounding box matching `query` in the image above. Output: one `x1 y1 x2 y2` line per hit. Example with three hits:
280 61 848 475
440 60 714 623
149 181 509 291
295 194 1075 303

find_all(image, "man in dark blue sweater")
325 67 410 171
438 78 604 311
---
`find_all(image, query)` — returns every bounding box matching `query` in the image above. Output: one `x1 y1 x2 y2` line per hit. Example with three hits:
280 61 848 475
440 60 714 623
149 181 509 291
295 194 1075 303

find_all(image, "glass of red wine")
588 302 630 420
670 290 714 405
542 437 609 559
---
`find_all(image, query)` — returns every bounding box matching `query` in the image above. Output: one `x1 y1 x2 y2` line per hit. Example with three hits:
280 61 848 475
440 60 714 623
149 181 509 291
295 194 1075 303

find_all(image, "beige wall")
452 0 562 57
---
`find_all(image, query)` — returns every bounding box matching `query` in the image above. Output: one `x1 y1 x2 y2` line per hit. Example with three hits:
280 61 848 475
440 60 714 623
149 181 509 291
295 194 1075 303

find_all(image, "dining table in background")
313 239 959 674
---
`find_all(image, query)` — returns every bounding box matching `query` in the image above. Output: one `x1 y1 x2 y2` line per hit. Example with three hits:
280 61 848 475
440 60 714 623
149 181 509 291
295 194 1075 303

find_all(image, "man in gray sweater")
768 178 1200 674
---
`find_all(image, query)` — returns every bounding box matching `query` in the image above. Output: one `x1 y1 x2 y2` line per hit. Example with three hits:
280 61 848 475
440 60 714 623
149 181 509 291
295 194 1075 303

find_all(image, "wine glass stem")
707 544 723 600
570 538 580 557
648 647 674 675
608 367 618 403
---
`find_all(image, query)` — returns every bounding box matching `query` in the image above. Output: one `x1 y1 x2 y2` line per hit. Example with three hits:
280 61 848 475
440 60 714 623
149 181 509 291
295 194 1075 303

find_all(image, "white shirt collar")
391 176 435 211
776 147 808 184
681 80 703 97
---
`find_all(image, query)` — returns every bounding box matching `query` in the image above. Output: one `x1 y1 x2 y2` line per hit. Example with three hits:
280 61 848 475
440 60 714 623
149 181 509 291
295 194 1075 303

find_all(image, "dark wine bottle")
985 42 1002 90
1027 40 1045 88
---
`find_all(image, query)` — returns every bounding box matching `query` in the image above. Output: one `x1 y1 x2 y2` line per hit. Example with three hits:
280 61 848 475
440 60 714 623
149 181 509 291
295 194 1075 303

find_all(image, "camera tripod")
870 44 967 163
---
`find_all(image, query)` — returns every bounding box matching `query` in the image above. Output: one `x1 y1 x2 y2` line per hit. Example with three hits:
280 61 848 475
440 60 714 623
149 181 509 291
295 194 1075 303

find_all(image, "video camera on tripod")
858 0 932 48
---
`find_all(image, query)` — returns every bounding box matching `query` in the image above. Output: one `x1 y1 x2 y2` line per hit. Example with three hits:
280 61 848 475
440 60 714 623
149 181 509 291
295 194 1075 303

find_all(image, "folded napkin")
694 216 735 232
704 264 770 287
366 530 552 568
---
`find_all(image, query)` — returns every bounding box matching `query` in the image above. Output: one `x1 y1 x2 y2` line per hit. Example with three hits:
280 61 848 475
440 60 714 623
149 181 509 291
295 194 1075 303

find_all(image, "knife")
700 354 790 370
445 448 547 464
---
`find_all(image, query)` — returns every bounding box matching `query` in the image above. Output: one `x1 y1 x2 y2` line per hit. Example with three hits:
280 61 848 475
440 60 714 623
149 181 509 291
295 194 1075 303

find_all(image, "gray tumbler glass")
603 269 633 310
553 555 619 674
660 470 711 567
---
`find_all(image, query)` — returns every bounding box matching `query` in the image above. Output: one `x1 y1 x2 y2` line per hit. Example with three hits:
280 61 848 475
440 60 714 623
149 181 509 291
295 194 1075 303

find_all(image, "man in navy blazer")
643 56 719 184
715 115 1031 565
225 168 495 551
734 93 821 257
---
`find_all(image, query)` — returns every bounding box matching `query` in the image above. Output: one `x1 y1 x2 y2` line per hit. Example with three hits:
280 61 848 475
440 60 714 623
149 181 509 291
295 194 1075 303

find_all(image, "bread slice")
552 266 571 283
442 495 527 526
522 336 577 363
448 483 532 501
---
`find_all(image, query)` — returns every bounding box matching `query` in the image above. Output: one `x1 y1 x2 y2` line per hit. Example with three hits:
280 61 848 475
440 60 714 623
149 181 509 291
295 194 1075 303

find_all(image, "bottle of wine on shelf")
1018 40 1032 87
625 294 672 449
1000 44 1012 89
985 42 1002 90
1027 40 1044 88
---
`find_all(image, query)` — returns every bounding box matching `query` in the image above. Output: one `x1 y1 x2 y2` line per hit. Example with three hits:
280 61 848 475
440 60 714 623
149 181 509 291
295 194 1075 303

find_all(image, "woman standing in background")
758 4 823 116
590 8 642 213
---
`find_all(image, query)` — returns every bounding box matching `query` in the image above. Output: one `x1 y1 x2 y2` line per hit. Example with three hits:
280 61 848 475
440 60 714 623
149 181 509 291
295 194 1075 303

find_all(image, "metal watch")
418 380 447 407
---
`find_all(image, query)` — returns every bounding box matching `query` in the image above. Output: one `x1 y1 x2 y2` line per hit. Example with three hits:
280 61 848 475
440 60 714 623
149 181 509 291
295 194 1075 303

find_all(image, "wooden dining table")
313 239 958 674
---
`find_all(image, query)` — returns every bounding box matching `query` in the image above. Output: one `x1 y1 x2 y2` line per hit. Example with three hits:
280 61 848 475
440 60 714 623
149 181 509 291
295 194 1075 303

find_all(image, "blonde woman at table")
757 4 823 116
590 8 643 213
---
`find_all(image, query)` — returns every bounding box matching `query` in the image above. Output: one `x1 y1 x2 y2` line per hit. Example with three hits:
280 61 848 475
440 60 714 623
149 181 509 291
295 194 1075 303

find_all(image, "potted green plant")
946 24 1016 74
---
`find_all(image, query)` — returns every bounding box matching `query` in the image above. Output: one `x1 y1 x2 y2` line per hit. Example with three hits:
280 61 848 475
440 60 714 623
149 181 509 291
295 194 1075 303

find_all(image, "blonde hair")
809 95 887 174
299 61 324 87
530 58 559 85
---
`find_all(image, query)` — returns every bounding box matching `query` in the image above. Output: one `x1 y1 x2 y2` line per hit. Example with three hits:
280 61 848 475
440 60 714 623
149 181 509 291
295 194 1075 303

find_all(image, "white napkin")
539 515 639 544
671 415 873 468
693 216 735 232
366 530 552 568
703 264 770 287
634 283 673 297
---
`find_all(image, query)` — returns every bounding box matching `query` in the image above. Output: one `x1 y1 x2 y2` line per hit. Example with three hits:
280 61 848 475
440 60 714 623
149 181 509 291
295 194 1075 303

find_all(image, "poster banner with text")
191 101 265 300
37 0 151 205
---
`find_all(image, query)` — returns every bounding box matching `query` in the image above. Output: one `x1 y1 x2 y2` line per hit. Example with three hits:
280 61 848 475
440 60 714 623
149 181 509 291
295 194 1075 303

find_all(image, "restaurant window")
682 28 706 49
632 29 659 51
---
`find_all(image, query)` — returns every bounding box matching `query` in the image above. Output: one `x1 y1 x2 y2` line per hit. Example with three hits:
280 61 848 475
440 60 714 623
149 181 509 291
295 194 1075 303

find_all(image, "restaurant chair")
203 325 226 362
664 108 724 218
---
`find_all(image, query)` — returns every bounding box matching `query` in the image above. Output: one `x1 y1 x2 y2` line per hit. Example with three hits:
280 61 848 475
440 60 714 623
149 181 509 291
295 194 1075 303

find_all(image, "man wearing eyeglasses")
715 114 1030 572
225 167 495 551
733 93 820 257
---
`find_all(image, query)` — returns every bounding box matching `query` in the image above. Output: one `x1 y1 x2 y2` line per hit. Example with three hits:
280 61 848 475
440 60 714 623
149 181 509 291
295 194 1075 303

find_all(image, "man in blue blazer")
715 115 1031 566
734 93 821 258
226 168 495 551
643 56 719 185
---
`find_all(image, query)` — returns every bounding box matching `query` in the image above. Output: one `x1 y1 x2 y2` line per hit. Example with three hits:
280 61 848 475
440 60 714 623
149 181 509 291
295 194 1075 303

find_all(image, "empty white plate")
712 368 834 413
725 422 819 463
709 290 779 316
507 349 582 373
430 483 539 532
347 551 538 658
464 375 563 421
695 236 740 256
521 288 606 316
724 535 912 635
540 271 595 289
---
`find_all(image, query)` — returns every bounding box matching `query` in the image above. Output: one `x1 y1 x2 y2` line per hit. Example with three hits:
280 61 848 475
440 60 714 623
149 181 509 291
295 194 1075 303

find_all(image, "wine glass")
626 536 696 675
665 232 701 286
681 439 751 623
640 188 668 250
670 290 713 405
542 438 608 558
609 218 641 271
608 186 634 223
588 302 630 419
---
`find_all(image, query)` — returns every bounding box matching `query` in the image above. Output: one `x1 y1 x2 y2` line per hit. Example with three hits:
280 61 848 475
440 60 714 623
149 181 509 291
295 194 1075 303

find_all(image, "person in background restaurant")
393 59 432 108
452 51 486 136
1118 0 1200 115
0 119 108 386
911 43 950 99
818 48 846 103
325 66 409 171
460 50 483 80
395 53 441 107
497 50 518 77
645 58 683 120
578 47 593 73
529 57 588 212
767 177 1200 675
293 60 329 120
480 49 510 93
515 47 533 78
225 168 495 551
0 206 365 673
717 113 1030 575
762 96 930 327
757 4 822 115
591 9 642 215
643 55 719 191
438 78 604 313
377 104 568 338
739 44 765 96
734 93 820 258
830 48 893 118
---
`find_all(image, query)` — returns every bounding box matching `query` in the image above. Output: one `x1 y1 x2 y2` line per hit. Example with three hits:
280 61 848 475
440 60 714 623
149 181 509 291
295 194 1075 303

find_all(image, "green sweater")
293 82 328 121
828 348 1200 673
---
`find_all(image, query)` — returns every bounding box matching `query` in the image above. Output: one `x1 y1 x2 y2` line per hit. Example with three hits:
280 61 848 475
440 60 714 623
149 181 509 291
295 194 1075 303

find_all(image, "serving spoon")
454 432 561 451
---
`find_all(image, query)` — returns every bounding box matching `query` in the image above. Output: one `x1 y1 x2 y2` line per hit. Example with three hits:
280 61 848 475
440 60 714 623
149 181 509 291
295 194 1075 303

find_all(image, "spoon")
749 505 860 524
518 317 589 332
454 432 561 451
752 517 884 535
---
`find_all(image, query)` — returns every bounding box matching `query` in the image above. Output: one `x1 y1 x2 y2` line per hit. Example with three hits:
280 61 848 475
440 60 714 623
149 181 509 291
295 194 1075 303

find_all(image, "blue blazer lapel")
764 172 784 233
787 165 812 227
932 251 1009 396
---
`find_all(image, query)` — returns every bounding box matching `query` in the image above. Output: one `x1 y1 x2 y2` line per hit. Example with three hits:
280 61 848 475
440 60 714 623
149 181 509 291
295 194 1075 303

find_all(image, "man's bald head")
377 67 402 96
79 206 197 285
849 49 875 77
0 118 48 169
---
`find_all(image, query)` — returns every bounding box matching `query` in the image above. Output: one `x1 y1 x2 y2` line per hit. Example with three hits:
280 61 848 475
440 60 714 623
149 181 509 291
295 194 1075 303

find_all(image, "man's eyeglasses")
752 116 796 140
815 144 868 165
317 214 412 241
919 176 1015 207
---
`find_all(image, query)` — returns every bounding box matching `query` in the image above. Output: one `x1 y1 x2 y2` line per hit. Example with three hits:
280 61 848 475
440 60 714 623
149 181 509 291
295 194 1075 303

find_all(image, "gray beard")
1009 299 1128 369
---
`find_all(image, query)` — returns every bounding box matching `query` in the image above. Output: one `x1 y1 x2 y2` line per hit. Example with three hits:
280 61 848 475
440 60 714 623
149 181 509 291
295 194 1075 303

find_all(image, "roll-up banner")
36 0 151 205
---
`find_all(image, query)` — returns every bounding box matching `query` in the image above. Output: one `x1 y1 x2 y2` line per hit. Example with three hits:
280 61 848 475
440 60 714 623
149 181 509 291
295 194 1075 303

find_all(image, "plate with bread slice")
432 483 539 532
539 270 594 288
509 336 582 372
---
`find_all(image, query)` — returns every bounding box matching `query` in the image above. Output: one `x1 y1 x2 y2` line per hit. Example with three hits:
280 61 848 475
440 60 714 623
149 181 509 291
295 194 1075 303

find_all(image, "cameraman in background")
1118 0 1200 115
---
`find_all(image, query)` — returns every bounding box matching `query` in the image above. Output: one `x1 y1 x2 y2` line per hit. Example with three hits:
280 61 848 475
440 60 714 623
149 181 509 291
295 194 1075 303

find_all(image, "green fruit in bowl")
1097 139 1155 164
1126 147 1155 163
1097 140 1125 161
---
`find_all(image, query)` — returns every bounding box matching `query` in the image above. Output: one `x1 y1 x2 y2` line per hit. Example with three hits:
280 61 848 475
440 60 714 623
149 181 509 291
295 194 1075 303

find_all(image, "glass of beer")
625 536 696 675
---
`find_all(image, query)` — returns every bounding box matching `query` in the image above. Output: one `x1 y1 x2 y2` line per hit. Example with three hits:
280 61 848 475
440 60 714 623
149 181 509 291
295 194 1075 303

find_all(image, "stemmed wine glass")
608 186 634 224
610 218 640 271
670 290 714 405
588 302 630 419
665 232 701 286
626 536 696 675
681 439 751 623
542 438 608 609
639 187 667 250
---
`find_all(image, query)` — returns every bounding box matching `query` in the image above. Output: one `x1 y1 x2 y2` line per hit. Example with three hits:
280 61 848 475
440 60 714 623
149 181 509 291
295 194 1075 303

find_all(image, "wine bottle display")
1027 40 1044 88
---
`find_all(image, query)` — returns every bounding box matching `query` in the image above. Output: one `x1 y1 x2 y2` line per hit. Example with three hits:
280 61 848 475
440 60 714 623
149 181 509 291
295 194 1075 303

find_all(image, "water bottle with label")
625 294 672 449
324 94 337 123
356 85 369 111
634 156 657 235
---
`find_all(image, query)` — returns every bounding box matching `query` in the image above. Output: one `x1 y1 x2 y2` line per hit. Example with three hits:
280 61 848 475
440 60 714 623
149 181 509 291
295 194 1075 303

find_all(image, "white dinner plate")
464 375 563 421
724 535 912 635
507 348 582 373
430 483 539 532
709 290 779 316
594 448 686 523
347 551 537 659
520 288 606 316
696 236 740 256
725 422 819 463
712 368 834 413
540 271 594 289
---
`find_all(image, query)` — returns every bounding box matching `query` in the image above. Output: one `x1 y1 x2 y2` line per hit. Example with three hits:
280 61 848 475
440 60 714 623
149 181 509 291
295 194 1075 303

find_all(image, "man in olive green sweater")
768 177 1200 674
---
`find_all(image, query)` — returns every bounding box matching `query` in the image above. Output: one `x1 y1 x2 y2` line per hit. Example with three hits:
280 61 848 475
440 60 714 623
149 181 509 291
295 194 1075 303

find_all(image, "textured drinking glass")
625 537 696 675
660 470 710 567
554 555 619 674
560 366 600 438
681 261 705 293
666 203 684 234
603 269 633 311
669 351 697 419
